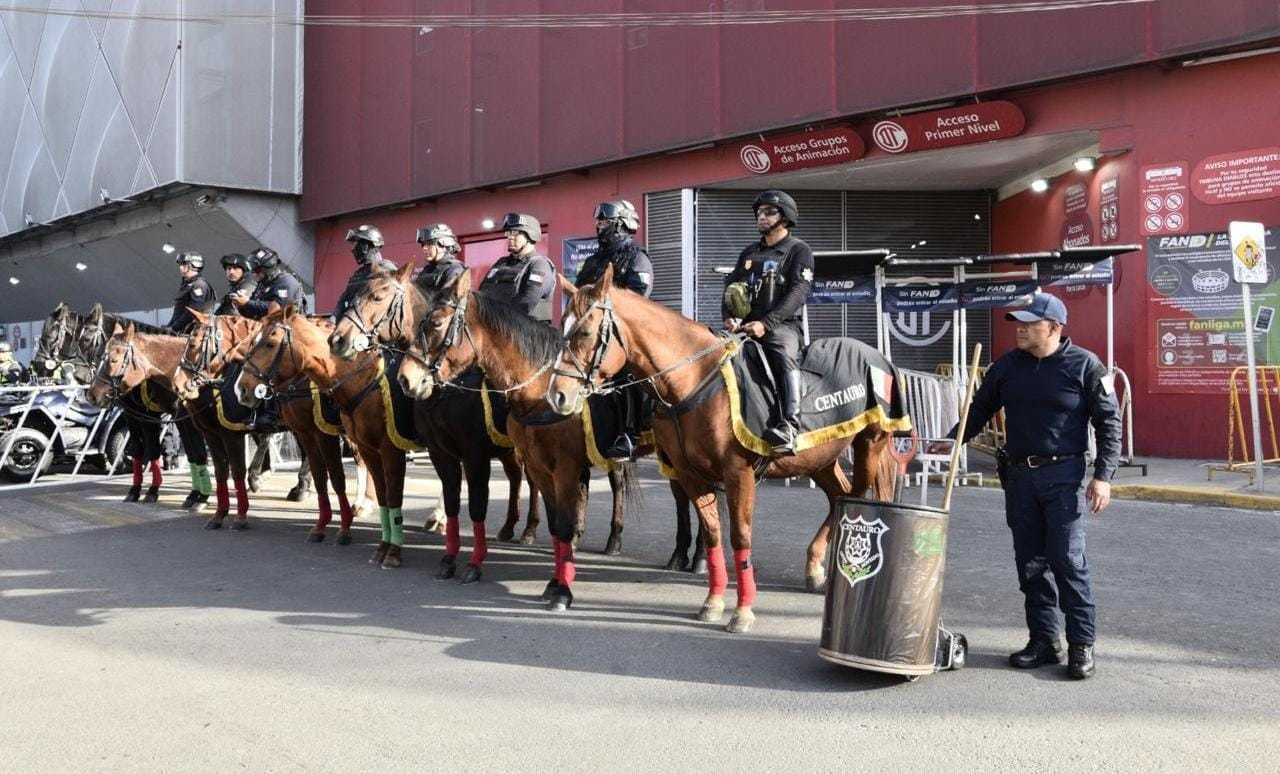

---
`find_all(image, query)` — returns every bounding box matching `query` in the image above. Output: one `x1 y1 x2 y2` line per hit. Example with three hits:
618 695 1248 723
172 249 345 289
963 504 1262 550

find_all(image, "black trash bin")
819 497 965 678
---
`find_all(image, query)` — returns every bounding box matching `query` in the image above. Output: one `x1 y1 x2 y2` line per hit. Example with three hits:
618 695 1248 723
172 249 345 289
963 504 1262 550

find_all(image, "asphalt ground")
0 464 1277 771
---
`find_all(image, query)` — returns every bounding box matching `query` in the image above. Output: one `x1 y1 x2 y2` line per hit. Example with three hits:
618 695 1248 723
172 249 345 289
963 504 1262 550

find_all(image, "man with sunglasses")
721 190 814 454
414 223 467 291
334 224 397 321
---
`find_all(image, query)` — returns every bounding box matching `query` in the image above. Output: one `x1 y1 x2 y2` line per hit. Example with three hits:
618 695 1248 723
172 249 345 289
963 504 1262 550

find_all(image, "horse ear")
90 302 103 319
189 307 208 324
125 322 136 339
111 321 124 336
282 304 297 319
557 274 577 297
600 262 616 289
396 262 415 283
454 270 471 297
264 304 285 322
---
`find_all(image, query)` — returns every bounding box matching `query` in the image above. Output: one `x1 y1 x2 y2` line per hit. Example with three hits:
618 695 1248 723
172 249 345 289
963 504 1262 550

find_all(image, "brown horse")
547 264 905 633
87 323 262 530
172 310 358 544
233 306 423 570
396 272 694 612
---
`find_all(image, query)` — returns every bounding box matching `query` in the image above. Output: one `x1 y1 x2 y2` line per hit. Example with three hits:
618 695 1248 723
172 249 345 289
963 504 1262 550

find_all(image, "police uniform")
240 268 305 320
166 276 216 333
415 256 467 291
479 253 556 322
215 276 257 317
575 237 653 297
334 256 398 320
950 299 1120 677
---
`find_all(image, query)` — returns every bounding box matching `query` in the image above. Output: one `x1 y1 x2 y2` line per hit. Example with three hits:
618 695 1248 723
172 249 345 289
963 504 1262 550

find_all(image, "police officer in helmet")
943 292 1120 680
478 213 555 322
166 252 216 333
575 200 654 457
334 224 397 321
722 190 814 454
234 247 305 319
215 253 257 317
414 223 467 291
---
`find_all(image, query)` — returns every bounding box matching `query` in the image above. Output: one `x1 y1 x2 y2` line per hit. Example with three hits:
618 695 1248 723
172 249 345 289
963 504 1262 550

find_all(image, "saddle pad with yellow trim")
376 351 428 452
725 337 912 456
310 381 342 436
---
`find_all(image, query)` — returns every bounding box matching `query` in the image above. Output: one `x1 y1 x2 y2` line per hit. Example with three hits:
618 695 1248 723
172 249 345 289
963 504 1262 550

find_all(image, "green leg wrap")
378 506 392 544
388 507 405 547
192 464 212 495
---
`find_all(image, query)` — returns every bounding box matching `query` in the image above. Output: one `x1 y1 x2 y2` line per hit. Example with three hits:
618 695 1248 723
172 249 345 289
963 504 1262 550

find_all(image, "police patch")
836 514 888 587
744 260 753 271
277 288 288 298
529 273 544 284
637 272 651 285
193 288 204 297
801 268 813 282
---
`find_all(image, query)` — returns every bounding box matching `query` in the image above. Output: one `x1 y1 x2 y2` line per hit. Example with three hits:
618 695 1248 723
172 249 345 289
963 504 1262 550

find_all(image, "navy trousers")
1001 457 1096 645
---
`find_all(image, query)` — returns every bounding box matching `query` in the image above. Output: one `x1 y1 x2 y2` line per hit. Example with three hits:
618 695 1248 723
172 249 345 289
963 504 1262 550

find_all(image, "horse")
172 310 357 544
86 322 265 531
233 306 428 571
547 263 906 633
395 271 698 612
327 265 545 582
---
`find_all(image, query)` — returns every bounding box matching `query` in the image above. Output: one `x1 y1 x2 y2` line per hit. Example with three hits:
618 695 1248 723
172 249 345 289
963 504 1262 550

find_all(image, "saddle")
725 338 912 455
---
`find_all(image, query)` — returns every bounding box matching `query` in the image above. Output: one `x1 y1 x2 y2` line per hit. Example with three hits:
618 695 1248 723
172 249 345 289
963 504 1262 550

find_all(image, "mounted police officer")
414 223 466 291
165 252 216 334
722 190 813 454
575 200 654 458
943 292 1120 680
334 224 397 321
234 247 305 319
478 213 555 322
214 253 257 317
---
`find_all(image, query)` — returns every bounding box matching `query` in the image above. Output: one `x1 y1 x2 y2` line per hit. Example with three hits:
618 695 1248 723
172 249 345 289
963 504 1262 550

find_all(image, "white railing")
897 368 983 502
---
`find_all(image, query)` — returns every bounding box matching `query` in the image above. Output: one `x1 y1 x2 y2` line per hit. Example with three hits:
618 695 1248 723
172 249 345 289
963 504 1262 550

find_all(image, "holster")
995 447 1010 484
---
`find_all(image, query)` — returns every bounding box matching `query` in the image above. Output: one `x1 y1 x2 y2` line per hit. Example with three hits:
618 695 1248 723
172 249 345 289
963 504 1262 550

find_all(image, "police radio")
757 259 781 310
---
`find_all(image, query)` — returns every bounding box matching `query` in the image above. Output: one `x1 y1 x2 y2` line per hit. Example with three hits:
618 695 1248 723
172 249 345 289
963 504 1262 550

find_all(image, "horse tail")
872 427 903 502
617 459 645 520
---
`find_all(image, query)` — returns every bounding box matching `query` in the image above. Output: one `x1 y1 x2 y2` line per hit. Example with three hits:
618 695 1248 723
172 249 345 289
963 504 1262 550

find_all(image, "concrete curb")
1110 484 1280 512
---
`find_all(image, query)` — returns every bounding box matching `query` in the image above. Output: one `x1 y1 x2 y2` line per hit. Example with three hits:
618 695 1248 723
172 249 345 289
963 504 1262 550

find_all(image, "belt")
1008 453 1082 469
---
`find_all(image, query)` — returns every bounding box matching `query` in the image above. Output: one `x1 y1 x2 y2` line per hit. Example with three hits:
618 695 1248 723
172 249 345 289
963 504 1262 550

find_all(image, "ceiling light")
918 240 928 247
973 213 982 220
481 218 495 230
8 277 19 285
1074 156 1096 173
75 262 87 271
162 243 175 254
1030 178 1050 193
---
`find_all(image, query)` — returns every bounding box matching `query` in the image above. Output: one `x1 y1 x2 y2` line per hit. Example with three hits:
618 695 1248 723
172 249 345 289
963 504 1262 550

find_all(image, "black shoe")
604 433 636 460
1009 638 1062 669
1067 643 1095 679
762 423 796 454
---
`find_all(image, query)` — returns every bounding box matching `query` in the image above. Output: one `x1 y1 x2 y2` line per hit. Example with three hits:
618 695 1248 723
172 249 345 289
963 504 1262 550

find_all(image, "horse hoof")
230 519 250 531
697 598 725 623
547 588 574 612
692 558 709 576
307 532 325 543
663 554 687 572
603 538 622 556
422 518 445 535
540 580 561 601
381 553 402 570
435 556 458 580
285 486 307 502
369 543 389 565
247 478 261 494
497 526 515 543
123 487 141 503
726 609 756 634
519 529 537 546
805 572 827 594
460 565 482 585
336 532 352 546
142 490 160 504
203 520 222 531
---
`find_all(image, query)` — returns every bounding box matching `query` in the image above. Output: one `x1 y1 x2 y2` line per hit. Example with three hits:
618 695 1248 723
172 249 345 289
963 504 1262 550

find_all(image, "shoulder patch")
193 287 204 297
528 273 545 284
277 288 289 298
800 267 813 282
637 272 651 285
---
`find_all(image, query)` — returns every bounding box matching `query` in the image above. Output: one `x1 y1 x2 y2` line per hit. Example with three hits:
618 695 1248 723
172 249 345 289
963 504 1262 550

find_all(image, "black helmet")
249 247 280 270
500 213 542 244
346 224 384 248
220 253 253 272
753 189 798 226
593 200 640 233
416 223 460 254
176 252 205 270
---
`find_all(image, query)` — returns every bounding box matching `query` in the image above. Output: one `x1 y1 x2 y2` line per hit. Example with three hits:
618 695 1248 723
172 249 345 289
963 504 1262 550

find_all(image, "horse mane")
467 290 562 365
101 313 169 337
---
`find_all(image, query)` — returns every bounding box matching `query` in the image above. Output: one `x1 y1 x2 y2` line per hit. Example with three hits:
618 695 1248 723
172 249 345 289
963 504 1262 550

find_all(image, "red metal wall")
302 0 1280 220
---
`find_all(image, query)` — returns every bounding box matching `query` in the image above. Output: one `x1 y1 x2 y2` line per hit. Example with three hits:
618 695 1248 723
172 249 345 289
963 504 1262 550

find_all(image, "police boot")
1009 637 1062 669
763 370 802 455
605 432 637 460
1067 643 1095 679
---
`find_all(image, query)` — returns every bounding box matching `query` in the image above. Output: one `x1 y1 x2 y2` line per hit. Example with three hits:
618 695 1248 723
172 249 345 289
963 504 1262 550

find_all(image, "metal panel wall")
643 189 684 313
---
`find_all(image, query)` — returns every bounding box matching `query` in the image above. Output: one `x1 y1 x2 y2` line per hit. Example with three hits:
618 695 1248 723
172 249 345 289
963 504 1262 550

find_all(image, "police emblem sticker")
193 288 203 297
276 288 288 298
801 267 813 282
836 514 889 587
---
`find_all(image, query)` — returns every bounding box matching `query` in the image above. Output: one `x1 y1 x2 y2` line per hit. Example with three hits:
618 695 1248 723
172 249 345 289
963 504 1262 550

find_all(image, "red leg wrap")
445 516 461 557
469 521 488 567
316 494 333 528
561 541 576 587
707 543 728 596
734 548 757 608
335 492 353 529
148 460 162 487
215 480 230 512
233 478 249 518
131 459 144 487
553 539 565 584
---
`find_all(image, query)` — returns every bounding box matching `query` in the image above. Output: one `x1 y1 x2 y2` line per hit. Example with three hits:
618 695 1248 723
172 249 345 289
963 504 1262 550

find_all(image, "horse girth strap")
654 363 726 419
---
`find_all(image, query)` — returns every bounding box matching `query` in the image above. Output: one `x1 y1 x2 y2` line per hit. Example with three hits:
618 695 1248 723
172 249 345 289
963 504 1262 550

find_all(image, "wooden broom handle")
941 343 983 513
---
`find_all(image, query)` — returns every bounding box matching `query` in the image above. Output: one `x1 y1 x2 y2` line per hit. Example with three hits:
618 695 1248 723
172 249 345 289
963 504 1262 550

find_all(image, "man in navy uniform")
721 190 814 454
478 213 555 322
414 223 467 291
214 253 257 316
945 292 1121 679
166 253 216 333
334 224 397 321
233 248 305 319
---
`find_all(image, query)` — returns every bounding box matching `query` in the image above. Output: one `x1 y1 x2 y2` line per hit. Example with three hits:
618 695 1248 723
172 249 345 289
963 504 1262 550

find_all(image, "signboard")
868 101 1024 155
1099 177 1119 243
1192 147 1280 205
881 283 959 313
560 237 598 284
1229 221 1268 284
1146 229 1280 394
1042 257 1115 288
736 125 865 176
1140 162 1190 236
958 278 1037 309
810 276 876 305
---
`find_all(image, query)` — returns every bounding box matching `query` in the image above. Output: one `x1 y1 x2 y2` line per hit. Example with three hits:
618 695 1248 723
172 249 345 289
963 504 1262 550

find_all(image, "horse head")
548 263 627 416
88 322 145 407
397 269 474 400
329 262 416 359
235 305 309 408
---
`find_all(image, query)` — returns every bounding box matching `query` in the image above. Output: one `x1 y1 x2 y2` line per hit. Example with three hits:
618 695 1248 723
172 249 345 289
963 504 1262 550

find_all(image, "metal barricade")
0 383 130 489
1210 365 1280 481
897 369 982 501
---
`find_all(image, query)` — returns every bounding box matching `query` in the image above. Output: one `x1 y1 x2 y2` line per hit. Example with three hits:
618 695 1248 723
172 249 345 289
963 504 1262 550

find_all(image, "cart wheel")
950 634 968 670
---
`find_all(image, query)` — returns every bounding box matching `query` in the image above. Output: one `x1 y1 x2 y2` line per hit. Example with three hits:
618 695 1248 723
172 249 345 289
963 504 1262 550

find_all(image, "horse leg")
665 480 692 571
246 432 269 493
177 416 210 508
287 437 312 501
361 446 390 565
296 432 330 543
326 435 354 545
205 440 230 530
433 452 464 579
141 424 163 503
806 433 884 592
723 466 759 634
496 450 522 542
379 447 407 569
519 467 542 545
459 455 492 584
603 465 625 556
546 467 588 612
352 449 375 520
229 433 251 530
676 478 726 623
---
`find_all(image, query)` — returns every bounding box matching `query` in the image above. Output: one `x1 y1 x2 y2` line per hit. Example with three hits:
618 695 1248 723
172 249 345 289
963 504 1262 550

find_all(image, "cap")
1005 292 1067 325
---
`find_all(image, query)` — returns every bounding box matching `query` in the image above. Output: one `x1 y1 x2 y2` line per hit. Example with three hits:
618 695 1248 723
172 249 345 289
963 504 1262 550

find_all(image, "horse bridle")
90 337 140 401
178 318 223 388
553 297 624 394
33 310 76 372
240 321 306 401
403 292 473 387
341 282 407 352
